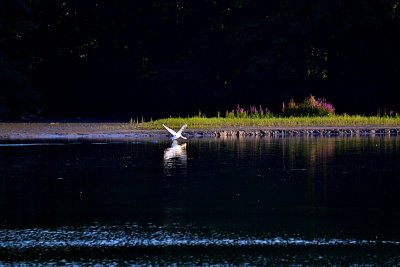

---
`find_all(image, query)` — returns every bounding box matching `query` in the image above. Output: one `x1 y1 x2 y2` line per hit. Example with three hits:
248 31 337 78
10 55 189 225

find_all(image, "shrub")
282 95 335 117
226 104 272 118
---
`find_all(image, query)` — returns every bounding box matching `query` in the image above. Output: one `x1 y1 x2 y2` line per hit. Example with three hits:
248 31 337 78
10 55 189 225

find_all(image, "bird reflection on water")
163 141 187 175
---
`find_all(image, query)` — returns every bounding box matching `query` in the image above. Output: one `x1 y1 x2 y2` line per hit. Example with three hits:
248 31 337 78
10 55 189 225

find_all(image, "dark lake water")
1 136 400 266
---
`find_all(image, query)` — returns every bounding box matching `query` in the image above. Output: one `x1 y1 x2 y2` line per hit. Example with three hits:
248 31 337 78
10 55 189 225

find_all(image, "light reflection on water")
1 223 399 266
0 143 66 147
1 224 400 266
1 223 399 249
163 140 187 175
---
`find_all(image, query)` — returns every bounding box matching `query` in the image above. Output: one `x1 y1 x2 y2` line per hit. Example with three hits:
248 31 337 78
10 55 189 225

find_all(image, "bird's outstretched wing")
177 124 187 135
162 124 177 136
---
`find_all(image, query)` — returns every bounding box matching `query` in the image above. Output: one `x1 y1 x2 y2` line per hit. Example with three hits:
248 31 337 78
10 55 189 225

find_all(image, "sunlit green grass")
137 115 400 130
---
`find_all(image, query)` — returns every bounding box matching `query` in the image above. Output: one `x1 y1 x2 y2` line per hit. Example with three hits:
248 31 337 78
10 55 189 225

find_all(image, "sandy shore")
1 122 400 140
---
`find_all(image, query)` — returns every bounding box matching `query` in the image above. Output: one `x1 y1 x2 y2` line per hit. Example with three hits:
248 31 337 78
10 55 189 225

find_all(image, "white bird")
162 124 187 140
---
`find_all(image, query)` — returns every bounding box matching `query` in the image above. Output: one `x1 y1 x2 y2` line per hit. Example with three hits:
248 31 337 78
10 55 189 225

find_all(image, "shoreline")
1 123 400 140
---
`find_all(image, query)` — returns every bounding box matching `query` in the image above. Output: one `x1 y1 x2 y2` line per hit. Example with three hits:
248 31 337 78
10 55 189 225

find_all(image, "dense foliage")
225 105 272 119
282 95 335 117
1 0 400 119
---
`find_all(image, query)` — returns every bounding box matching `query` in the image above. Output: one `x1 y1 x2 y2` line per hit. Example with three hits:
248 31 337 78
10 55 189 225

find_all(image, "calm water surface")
0 136 399 265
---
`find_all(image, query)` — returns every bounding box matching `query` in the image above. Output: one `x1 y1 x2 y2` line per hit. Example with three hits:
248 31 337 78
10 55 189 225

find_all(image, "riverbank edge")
1 123 400 140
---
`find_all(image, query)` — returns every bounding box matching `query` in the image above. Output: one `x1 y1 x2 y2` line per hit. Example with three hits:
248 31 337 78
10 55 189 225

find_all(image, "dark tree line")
1 0 400 119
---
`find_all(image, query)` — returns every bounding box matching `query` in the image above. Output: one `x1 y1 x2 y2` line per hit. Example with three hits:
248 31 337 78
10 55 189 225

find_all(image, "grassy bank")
138 115 400 130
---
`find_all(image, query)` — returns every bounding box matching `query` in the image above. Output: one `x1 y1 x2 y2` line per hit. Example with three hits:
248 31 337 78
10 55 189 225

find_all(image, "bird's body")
162 124 187 140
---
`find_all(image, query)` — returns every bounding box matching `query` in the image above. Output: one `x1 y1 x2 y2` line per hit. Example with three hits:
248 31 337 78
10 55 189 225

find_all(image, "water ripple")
1 224 399 249
0 143 65 147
